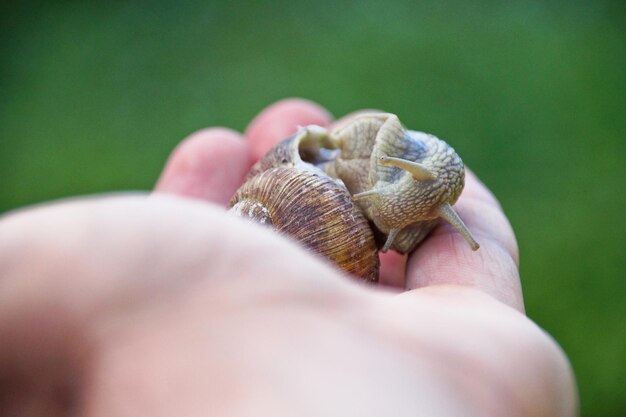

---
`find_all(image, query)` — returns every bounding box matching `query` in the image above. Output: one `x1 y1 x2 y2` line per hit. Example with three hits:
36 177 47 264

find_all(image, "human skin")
0 99 577 416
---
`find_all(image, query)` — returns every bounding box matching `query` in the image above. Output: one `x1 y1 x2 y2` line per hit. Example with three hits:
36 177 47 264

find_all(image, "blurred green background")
1 0 624 414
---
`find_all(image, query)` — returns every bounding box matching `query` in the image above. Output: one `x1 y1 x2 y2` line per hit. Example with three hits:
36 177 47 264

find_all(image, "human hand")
0 99 577 416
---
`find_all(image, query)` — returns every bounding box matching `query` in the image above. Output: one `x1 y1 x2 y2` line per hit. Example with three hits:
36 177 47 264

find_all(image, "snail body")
229 113 478 281
326 113 478 253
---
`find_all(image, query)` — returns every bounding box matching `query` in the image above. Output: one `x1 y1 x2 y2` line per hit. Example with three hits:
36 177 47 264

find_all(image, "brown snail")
229 113 479 281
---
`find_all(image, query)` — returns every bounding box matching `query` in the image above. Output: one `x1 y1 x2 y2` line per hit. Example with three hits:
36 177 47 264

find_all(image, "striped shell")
229 128 379 281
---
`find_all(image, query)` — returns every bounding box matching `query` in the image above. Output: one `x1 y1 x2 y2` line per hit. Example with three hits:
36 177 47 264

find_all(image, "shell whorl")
229 129 379 281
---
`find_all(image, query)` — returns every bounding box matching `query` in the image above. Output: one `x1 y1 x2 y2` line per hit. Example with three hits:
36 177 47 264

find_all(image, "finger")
377 286 577 416
378 251 407 288
0 195 364 415
405 169 524 312
0 194 357 320
155 128 252 205
245 98 333 161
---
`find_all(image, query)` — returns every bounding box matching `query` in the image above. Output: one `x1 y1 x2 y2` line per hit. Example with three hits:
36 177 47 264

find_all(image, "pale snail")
229 113 479 282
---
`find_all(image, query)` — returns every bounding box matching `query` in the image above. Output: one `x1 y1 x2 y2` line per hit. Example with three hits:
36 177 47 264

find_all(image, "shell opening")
297 127 340 167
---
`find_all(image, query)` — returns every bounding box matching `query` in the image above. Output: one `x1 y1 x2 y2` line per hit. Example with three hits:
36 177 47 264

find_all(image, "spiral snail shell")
229 113 479 281
230 126 380 281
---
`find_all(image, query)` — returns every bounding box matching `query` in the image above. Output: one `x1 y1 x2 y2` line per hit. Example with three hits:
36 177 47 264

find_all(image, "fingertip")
402 168 523 312
406 234 525 312
155 127 252 205
378 251 407 288
245 98 333 161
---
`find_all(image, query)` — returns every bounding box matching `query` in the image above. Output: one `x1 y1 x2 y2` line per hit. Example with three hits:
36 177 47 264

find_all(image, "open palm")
0 99 576 416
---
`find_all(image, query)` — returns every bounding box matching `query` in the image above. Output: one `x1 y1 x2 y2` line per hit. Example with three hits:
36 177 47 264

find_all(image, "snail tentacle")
382 228 400 252
379 155 437 181
438 202 480 251
352 189 380 200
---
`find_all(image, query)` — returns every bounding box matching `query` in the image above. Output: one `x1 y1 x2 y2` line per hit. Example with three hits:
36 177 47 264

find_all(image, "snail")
229 113 479 281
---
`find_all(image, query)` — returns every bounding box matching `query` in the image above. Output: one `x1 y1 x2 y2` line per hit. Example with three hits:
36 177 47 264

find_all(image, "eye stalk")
438 203 480 251
378 155 437 182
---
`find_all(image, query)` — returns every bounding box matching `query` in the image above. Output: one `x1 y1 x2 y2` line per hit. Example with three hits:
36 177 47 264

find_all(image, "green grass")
1 1 625 415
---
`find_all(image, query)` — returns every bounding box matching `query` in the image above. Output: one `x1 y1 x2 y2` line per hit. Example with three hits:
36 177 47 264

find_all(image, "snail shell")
325 113 479 253
229 113 479 281
229 126 380 281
